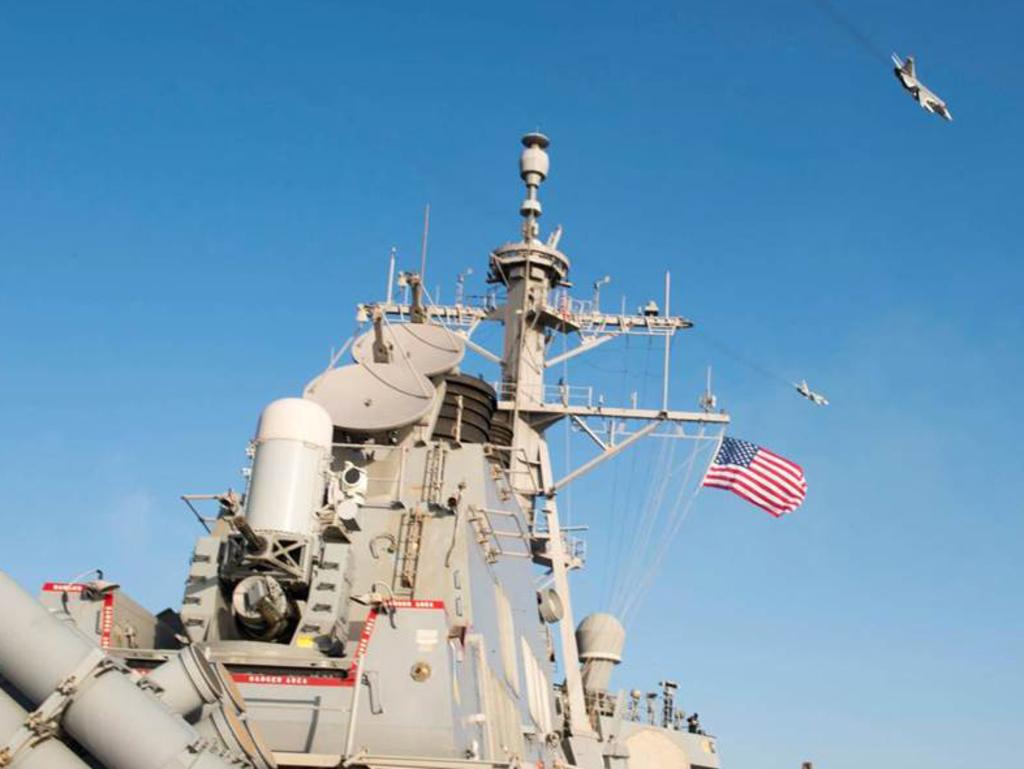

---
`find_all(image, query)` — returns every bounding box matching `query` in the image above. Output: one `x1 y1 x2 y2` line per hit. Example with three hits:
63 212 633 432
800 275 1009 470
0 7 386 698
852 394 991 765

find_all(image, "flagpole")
661 271 671 412
698 427 727 488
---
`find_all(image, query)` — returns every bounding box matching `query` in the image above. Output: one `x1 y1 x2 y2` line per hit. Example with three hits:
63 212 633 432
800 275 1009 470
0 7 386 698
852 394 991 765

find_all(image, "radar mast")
363 134 730 739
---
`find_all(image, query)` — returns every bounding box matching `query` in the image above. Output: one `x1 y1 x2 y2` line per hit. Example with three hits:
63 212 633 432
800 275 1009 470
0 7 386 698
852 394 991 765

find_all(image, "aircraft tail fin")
891 53 915 76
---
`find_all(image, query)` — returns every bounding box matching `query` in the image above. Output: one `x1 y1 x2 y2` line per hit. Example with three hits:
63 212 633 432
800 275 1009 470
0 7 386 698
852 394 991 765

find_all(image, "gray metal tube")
0 687 91 769
145 646 222 719
0 571 238 769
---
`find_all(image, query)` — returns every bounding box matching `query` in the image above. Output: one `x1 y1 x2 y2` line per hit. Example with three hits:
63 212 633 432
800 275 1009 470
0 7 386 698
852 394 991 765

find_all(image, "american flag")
702 436 807 517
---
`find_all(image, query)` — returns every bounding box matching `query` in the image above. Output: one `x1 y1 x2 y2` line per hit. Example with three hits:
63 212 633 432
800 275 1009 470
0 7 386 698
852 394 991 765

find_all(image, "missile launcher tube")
0 572 239 769
146 652 276 769
0 687 91 769
144 645 223 719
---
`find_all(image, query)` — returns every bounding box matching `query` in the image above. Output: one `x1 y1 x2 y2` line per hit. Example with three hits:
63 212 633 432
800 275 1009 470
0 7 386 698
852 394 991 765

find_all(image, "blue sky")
1 2 1021 767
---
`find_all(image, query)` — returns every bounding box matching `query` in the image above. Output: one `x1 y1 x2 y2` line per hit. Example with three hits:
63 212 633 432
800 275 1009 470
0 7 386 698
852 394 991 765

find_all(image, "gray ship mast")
369 133 729 738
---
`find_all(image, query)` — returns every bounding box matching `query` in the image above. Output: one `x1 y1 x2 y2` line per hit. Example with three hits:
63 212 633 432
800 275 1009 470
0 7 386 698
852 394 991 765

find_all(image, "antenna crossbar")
498 401 729 424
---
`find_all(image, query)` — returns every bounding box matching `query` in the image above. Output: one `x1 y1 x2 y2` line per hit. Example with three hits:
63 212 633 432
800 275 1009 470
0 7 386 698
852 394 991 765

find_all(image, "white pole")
385 247 396 304
343 648 368 761
661 271 671 411
419 203 430 282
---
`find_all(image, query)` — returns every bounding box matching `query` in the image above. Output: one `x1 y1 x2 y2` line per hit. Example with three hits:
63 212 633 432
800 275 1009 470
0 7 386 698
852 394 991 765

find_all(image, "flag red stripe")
753 461 804 492
704 473 798 514
759 447 803 473
705 469 801 512
747 459 807 498
729 461 805 501
751 452 807 489
705 466 804 507
705 477 785 517
755 450 805 484
704 472 799 513
730 484 786 517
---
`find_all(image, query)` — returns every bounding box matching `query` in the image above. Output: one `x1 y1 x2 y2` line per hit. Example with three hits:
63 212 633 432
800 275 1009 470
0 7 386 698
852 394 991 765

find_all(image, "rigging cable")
598 334 632 604
620 428 723 623
603 337 656 608
610 428 680 616
691 326 794 388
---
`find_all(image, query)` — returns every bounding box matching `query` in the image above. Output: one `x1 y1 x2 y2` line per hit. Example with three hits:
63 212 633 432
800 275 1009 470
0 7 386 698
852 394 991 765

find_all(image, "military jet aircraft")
892 53 952 121
795 380 829 406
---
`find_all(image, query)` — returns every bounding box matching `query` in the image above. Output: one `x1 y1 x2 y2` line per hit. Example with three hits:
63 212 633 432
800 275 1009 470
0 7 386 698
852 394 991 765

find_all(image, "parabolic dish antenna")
352 323 465 377
304 360 436 433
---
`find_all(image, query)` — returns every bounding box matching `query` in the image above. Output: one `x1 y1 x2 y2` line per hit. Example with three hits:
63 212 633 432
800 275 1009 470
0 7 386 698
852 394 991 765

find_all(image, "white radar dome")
255 398 333 449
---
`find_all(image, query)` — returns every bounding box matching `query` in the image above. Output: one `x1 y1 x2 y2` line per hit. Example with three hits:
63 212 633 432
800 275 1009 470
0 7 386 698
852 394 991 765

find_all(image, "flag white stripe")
752 454 807 488
704 468 799 511
749 459 807 496
705 467 803 507
753 451 805 485
758 447 802 474
705 476 789 516
745 461 807 499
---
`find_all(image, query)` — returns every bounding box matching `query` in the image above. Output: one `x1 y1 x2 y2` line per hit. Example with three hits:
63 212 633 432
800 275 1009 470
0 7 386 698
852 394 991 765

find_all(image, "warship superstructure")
0 134 733 769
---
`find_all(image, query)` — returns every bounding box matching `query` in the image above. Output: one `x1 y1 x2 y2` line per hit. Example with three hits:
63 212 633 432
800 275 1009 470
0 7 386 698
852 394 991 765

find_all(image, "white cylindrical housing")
245 398 333 536
576 612 626 692
519 133 550 184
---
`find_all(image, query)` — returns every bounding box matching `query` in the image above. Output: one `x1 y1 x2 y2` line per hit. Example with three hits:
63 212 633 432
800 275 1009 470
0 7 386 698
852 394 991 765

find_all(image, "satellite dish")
304 361 436 433
352 323 465 377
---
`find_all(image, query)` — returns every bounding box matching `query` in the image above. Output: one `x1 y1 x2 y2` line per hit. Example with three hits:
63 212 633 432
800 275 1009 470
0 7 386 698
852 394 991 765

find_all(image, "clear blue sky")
1 3 1021 768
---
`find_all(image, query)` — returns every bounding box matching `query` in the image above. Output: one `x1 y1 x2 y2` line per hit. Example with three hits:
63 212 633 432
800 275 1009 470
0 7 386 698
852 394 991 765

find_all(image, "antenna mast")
419 203 431 284
360 133 730 743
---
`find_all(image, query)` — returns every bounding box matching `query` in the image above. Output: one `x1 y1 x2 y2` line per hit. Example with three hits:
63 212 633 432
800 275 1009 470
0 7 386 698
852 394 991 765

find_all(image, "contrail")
809 0 890 63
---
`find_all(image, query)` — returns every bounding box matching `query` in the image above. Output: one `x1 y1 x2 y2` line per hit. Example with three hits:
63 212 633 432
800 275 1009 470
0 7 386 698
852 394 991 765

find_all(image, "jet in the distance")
892 53 952 121
795 380 829 406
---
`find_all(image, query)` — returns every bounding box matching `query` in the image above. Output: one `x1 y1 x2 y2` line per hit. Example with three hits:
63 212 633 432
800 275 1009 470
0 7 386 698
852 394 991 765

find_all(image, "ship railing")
366 300 488 329
461 291 501 311
493 381 594 408
565 684 717 736
584 689 619 719
549 290 595 318
529 525 587 570
546 289 689 337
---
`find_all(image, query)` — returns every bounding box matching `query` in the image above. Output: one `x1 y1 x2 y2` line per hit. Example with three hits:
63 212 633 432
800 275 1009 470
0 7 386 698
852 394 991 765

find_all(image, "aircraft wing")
921 91 953 121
